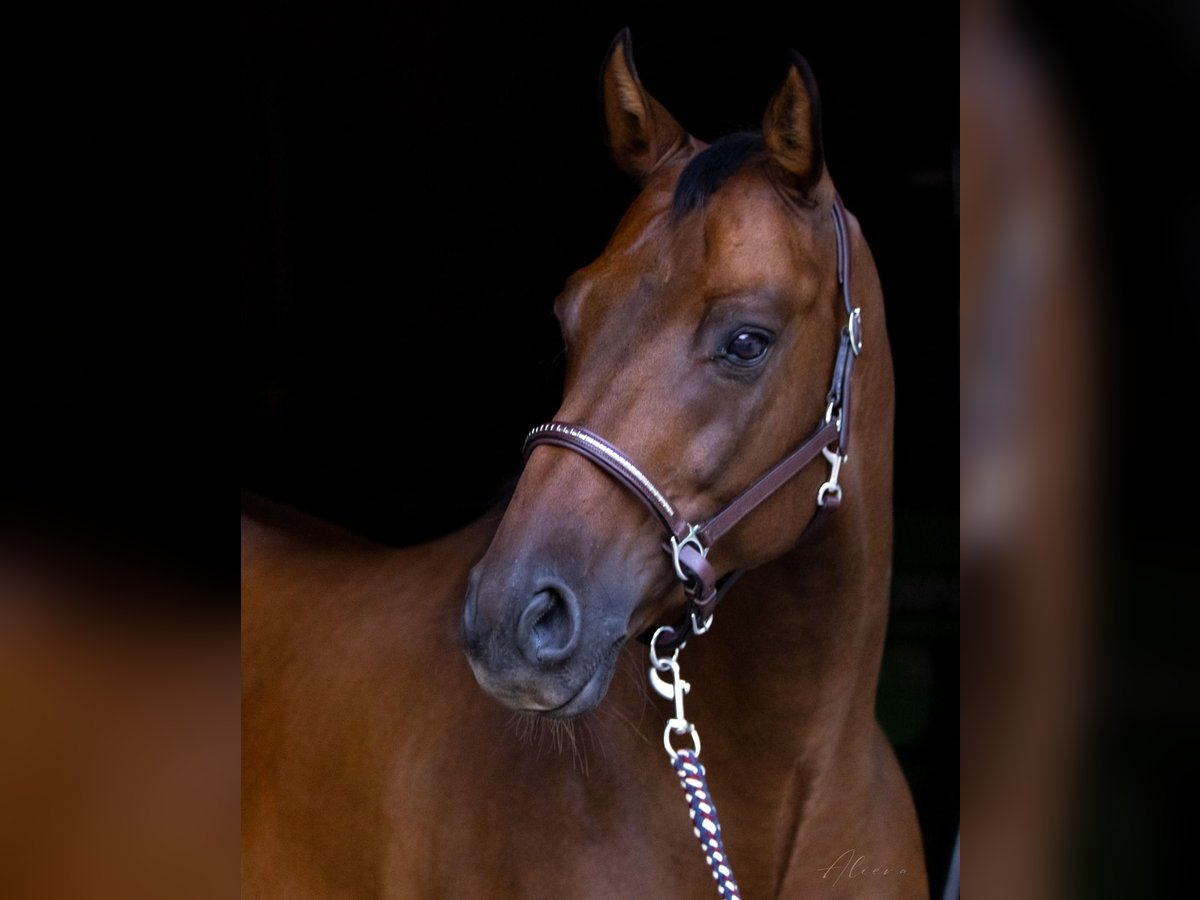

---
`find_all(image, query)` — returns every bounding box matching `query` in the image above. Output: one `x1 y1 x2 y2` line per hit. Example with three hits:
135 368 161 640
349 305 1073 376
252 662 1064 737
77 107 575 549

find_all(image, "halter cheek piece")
523 198 861 655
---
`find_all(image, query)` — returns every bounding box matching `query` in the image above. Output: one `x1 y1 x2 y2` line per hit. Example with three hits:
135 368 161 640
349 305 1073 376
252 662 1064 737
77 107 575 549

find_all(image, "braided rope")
672 749 742 899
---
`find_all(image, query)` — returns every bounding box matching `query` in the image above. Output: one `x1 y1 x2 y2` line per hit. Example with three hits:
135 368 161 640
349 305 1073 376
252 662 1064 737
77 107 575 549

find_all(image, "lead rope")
673 751 741 898
650 630 742 899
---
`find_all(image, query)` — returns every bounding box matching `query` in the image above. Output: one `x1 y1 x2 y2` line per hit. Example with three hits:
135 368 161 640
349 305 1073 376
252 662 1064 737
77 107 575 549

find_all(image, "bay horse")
243 30 927 898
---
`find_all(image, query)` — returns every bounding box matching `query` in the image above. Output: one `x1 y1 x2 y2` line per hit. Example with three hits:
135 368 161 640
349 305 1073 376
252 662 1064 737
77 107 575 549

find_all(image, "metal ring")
690 610 714 635
817 482 843 507
669 525 707 583
649 626 678 671
663 720 701 760
848 307 863 356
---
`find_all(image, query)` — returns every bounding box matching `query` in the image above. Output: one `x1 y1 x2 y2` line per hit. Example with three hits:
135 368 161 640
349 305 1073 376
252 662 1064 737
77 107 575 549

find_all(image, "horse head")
461 30 884 717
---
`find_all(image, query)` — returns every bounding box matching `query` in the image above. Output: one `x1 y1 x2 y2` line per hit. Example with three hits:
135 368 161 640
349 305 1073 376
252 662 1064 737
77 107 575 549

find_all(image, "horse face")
462 32 841 717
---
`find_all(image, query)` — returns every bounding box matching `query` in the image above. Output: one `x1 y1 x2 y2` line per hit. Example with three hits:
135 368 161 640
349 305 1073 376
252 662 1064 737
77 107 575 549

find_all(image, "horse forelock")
671 131 766 219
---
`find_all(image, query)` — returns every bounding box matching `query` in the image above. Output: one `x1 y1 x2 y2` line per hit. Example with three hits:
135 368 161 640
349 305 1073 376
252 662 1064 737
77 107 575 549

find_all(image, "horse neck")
697 494 892 755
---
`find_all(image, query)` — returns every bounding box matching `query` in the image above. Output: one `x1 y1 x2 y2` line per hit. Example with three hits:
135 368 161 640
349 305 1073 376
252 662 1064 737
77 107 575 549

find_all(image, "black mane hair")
671 131 765 218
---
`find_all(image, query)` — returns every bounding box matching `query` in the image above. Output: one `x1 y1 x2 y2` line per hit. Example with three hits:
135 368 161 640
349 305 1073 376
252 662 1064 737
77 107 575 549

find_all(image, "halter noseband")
523 198 861 655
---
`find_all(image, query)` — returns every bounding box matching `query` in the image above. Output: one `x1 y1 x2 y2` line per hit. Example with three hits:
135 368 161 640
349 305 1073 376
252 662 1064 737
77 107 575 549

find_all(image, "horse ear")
600 28 690 183
762 51 826 196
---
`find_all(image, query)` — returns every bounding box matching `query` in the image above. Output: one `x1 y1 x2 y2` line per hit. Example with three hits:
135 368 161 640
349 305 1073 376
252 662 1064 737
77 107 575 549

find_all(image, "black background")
241 3 957 545
5 0 958 890
12 1 1200 894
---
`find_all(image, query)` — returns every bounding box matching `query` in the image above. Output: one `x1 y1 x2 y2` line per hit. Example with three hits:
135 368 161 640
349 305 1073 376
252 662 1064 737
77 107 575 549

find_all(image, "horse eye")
722 330 772 366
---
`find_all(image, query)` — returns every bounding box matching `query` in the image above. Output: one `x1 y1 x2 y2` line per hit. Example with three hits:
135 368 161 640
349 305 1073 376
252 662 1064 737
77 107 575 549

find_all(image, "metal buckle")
824 399 844 435
848 307 863 356
669 524 707 584
817 445 845 507
646 642 703 760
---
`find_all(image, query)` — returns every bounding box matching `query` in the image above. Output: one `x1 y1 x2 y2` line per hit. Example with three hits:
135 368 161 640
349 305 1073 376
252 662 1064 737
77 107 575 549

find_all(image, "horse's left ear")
763 51 826 197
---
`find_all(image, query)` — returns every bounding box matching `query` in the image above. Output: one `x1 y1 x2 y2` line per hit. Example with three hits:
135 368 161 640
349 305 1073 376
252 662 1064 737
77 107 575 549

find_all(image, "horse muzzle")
460 562 625 717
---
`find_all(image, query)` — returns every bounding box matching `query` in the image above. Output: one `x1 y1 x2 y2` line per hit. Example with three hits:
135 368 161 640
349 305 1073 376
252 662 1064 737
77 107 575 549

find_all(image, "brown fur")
243 35 927 899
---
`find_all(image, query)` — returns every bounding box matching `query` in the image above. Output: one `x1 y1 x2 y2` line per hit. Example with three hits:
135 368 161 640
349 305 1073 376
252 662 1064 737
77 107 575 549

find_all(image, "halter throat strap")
522 198 860 653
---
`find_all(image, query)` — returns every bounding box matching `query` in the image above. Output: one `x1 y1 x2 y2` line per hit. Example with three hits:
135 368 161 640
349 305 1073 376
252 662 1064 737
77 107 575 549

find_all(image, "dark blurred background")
241 0 958 889
10 0 1200 896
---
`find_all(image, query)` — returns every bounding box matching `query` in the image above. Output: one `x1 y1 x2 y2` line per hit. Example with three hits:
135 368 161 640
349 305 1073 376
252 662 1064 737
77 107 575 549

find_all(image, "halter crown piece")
523 198 860 655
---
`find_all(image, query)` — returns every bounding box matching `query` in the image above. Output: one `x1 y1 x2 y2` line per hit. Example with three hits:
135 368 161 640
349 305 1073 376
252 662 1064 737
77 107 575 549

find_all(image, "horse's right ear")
600 28 691 183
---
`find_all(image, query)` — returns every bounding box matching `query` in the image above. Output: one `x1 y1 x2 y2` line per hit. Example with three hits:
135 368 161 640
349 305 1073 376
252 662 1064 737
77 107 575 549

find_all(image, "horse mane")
671 130 765 219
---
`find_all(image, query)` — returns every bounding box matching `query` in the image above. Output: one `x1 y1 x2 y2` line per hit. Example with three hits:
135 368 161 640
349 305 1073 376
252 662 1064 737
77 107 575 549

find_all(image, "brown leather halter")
524 198 861 655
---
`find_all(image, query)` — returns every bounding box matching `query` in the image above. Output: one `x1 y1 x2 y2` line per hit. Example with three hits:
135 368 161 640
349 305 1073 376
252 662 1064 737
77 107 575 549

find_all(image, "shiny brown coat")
243 31 927 899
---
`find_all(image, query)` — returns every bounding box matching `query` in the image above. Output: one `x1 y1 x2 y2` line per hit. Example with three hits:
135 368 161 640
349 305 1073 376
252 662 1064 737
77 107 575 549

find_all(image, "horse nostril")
460 585 481 651
516 585 581 665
